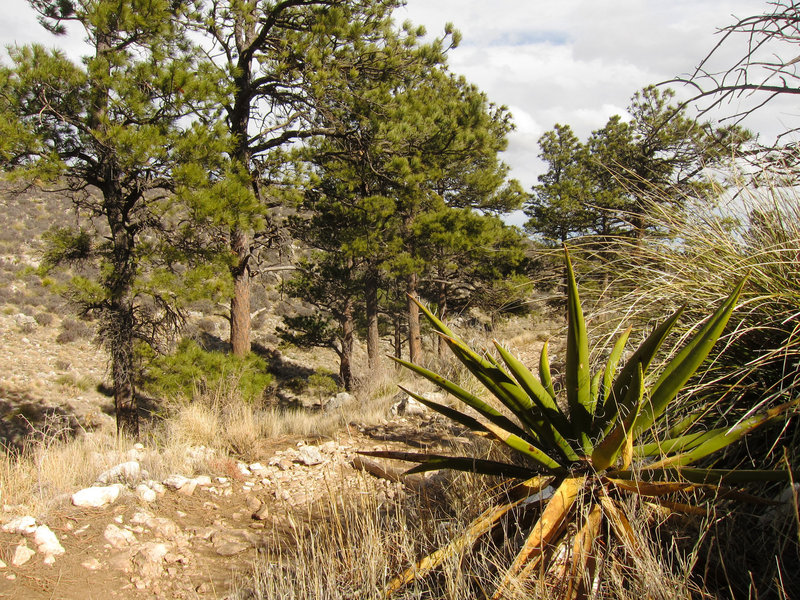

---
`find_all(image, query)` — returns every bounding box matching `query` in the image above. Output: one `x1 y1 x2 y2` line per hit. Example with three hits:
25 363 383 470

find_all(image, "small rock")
33 525 65 557
0 559 5 569
237 463 252 477
252 504 270 521
214 541 250 556
104 523 137 548
135 484 157 503
248 463 266 473
72 485 123 508
12 543 35 566
2 516 36 535
143 480 166 495
82 558 102 570
97 461 142 485
196 582 212 593
163 474 191 490
324 391 353 412
297 445 324 466
176 481 197 496
194 475 212 486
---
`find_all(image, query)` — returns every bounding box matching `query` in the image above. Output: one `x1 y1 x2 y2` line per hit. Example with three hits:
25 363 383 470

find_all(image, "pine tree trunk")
407 272 422 363
340 301 354 391
106 185 139 439
111 312 138 438
365 267 381 371
393 314 403 361
230 227 251 357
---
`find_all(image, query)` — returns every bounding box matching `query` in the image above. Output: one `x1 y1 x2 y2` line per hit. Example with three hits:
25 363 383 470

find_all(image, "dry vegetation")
0 180 799 599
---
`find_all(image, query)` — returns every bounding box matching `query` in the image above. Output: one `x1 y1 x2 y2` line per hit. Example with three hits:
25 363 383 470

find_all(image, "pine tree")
0 0 221 437
189 0 419 357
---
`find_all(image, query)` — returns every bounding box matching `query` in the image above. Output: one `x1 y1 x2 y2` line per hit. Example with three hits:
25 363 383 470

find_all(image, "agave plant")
362 247 798 599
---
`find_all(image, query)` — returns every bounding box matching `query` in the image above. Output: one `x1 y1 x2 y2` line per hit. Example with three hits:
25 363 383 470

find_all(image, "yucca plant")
362 247 798 599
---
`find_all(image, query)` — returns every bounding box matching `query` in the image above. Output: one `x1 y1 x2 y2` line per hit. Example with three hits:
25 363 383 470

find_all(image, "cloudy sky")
0 0 786 192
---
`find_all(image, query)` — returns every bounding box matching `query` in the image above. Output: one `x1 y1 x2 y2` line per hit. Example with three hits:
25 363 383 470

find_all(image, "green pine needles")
363 247 798 598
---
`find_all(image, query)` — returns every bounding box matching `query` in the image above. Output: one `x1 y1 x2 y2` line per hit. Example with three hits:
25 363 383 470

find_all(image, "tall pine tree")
0 0 220 436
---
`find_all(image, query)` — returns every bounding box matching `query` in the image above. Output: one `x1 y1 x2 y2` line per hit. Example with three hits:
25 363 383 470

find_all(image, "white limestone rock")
104 523 137 549
162 474 191 490
72 484 123 508
2 516 36 535
97 461 142 485
11 543 35 567
33 525 65 557
297 445 324 466
135 484 157 503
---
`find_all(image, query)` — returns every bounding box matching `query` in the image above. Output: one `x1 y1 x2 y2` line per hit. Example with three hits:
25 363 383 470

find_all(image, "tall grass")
569 177 800 597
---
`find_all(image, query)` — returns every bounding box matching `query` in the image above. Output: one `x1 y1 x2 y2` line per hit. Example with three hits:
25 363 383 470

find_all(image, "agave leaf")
599 495 639 553
386 499 522 597
644 398 799 469
564 248 592 453
482 421 566 474
438 332 535 417
390 357 531 440
645 499 709 516
589 371 602 418
357 450 540 479
397 385 487 433
493 475 586 600
634 278 747 437
591 364 643 471
633 428 721 458
440 332 569 446
409 294 457 339
493 341 578 461
667 409 708 437
539 341 556 400
596 304 685 436
604 478 695 497
613 467 797 485
602 326 632 405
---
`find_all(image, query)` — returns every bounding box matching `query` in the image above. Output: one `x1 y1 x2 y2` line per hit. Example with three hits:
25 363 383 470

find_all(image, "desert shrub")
34 311 54 326
307 371 340 399
144 338 273 403
56 317 94 344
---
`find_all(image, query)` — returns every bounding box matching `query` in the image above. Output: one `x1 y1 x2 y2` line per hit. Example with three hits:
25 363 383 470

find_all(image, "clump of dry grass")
164 374 398 459
233 466 707 600
565 176 800 598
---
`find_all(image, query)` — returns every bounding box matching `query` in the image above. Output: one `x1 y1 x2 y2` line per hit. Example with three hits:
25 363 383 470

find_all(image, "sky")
0 0 789 194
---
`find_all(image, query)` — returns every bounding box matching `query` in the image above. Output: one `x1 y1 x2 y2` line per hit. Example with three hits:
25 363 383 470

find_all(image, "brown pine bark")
230 228 252 357
365 267 381 371
339 300 354 390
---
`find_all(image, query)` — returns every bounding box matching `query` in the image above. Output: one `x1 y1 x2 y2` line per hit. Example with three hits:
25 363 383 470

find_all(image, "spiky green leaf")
634 278 747 437
564 247 592 453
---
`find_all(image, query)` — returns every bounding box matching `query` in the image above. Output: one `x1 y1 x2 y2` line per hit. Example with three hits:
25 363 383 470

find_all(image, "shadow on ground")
0 385 82 451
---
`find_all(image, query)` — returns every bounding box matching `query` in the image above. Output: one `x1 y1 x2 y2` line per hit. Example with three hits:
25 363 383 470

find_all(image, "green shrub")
144 339 273 403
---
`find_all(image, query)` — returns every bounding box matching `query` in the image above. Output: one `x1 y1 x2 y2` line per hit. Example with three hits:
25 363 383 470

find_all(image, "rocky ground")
0 431 423 599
